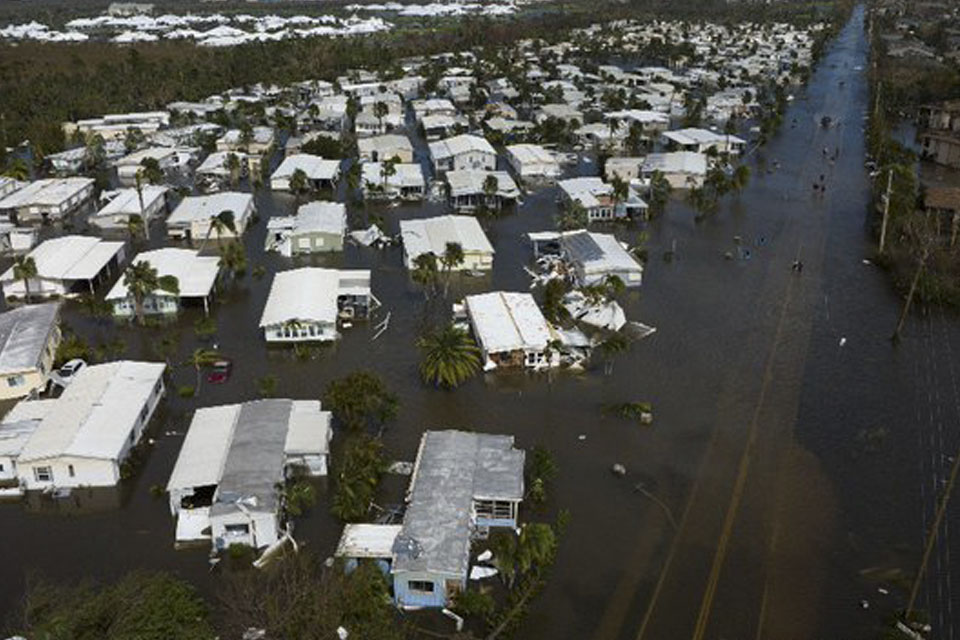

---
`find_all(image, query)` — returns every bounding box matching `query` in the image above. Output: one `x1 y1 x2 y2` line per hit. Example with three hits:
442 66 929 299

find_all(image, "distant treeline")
0 0 851 161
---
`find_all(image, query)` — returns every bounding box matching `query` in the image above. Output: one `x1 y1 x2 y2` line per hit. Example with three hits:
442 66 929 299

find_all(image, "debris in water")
578 434 586 441
612 463 627 476
877 587 889 595
386 461 414 475
859 599 869 609
839 337 847 347
470 566 498 580
477 549 493 562
337 627 349 640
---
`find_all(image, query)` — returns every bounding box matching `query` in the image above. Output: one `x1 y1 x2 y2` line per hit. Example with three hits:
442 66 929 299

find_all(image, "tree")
139 157 164 185
610 174 629 216
647 170 672 216
525 445 557 506
133 169 151 241
184 348 220 396
124 126 145 154
218 240 248 279
289 168 309 204
541 278 570 324
15 572 215 640
373 100 389 132
198 209 236 252
122 260 178 325
12 255 37 302
332 434 386 521
483 172 499 210
225 152 241 187
2 157 29 181
730 164 750 193
556 201 588 231
417 325 482 388
440 241 465 297
323 371 398 432
411 252 440 299
380 155 398 188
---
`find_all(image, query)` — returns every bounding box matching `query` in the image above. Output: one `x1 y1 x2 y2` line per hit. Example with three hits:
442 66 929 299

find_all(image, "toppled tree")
323 371 398 433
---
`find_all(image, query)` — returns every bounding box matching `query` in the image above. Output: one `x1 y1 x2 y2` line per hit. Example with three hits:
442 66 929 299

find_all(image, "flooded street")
0 5 957 639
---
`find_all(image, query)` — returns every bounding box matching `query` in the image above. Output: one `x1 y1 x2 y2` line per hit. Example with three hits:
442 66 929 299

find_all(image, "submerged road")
588 6 874 639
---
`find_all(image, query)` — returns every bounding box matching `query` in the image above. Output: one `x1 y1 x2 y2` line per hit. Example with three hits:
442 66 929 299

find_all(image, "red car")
207 359 232 384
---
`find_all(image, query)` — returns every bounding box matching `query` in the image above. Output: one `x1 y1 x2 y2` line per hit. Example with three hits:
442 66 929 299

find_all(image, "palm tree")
483 173 499 211
2 158 29 181
417 325 482 388
557 201 588 231
133 170 151 241
610 175 629 218
126 214 145 240
441 241 464 297
373 101 389 133
731 164 750 194
225 153 241 187
138 157 164 185
122 260 160 325
184 348 221 397
218 241 247 280
380 155 399 189
12 255 37 302
198 209 236 252
289 168 309 205
411 252 440 299
647 170 672 216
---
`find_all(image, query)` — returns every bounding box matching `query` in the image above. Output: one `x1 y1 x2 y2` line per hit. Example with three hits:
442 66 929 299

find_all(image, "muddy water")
0 5 957 639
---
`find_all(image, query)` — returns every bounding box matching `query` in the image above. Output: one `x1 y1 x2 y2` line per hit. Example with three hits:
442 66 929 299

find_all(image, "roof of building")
446 170 520 199
336 524 402 559
464 291 554 354
357 134 414 158
0 235 124 283
393 430 524 576
0 178 94 209
925 186 960 211
0 302 60 375
272 154 341 181
360 163 425 189
642 151 708 175
167 399 330 495
259 267 370 327
105 248 220 300
662 127 745 147
17 361 165 463
505 144 558 166
0 398 59 457
400 215 494 262
428 134 496 161
558 230 644 278
167 192 253 226
92 186 168 220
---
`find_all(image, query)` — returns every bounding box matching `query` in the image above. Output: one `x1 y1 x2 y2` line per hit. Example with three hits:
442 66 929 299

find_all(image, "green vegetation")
417 324 482 388
283 478 317 517
13 572 215 640
323 371 398 432
524 446 557 507
331 434 385 522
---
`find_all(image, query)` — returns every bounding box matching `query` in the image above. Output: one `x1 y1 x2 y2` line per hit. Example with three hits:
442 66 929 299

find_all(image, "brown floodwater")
1 6 957 639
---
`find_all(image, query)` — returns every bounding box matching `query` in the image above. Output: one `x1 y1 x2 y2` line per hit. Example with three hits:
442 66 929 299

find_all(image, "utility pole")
879 168 893 254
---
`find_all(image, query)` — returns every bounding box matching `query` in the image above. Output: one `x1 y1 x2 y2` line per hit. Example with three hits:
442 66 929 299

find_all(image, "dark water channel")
1 6 957 639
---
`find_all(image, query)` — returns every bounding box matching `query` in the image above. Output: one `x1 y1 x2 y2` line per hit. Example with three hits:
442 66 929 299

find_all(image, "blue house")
391 430 525 608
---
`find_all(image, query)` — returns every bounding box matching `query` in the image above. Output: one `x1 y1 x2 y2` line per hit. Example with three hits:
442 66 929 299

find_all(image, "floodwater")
1 5 957 639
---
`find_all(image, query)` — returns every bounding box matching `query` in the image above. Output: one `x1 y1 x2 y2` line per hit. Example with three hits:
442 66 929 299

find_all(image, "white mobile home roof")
360 163 425 188
0 178 93 209
465 291 554 354
662 127 745 147
17 361 165 463
400 215 494 261
336 524 402 559
166 404 239 492
642 151 707 175
291 202 347 235
272 154 341 182
445 170 519 199
0 236 124 283
93 186 167 219
167 192 252 226
259 267 370 327
105 248 220 300
428 134 495 161
0 302 60 375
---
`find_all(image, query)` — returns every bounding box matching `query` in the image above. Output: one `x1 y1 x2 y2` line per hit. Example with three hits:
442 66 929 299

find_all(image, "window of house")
140 404 149 424
0 463 4 472
6 375 25 388
408 580 434 594
68 464 75 478
225 524 250 535
475 499 513 519
33 466 53 483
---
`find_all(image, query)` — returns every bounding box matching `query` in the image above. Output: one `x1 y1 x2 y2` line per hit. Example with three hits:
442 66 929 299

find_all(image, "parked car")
58 359 87 383
207 359 232 384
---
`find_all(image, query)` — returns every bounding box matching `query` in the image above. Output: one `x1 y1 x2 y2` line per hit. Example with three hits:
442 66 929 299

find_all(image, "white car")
57 359 87 383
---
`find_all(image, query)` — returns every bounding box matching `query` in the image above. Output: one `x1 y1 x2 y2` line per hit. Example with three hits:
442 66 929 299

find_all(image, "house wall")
393 570 464 608
0 325 59 400
0 455 16 481
112 293 180 318
21 456 119 490
264 320 338 343
921 135 960 169
291 231 342 255
211 510 280 550
2 277 68 300
451 151 496 172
